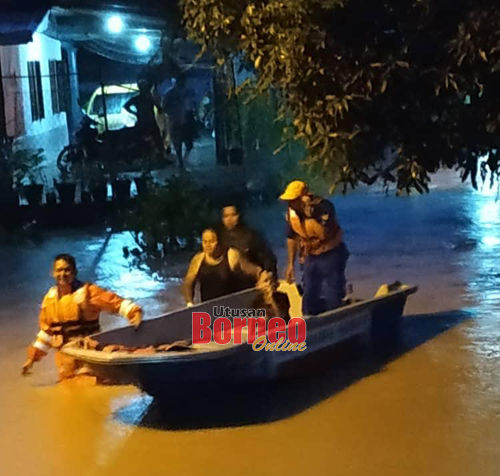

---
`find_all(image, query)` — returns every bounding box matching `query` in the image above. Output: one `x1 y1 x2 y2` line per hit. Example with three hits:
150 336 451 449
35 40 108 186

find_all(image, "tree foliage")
182 0 500 193
125 176 216 260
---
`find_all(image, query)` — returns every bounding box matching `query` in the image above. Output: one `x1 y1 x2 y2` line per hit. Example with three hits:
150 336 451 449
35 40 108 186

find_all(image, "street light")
135 34 151 52
107 15 124 34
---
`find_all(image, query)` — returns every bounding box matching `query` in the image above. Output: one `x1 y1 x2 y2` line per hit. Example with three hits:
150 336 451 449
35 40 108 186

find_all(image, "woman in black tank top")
182 229 265 306
197 247 236 301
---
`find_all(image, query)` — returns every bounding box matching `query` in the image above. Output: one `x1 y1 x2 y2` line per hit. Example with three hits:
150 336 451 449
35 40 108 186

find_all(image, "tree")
181 0 500 193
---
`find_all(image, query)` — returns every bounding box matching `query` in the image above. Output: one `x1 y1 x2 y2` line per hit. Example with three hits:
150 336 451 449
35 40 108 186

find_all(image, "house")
0 8 73 183
0 4 220 189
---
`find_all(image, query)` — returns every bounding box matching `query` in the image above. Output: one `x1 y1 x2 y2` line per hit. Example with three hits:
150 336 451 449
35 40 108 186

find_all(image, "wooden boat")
62 283 417 396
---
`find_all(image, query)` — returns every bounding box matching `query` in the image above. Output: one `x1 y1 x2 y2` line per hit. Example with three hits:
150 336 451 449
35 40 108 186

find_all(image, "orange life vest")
287 196 343 256
33 282 138 351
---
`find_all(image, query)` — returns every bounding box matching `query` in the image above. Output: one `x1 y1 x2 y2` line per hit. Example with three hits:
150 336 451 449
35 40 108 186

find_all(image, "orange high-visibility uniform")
286 195 343 259
31 281 140 380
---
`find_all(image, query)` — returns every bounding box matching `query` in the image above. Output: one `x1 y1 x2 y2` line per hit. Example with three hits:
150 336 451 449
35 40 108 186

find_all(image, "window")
90 92 136 115
49 60 69 114
27 61 44 121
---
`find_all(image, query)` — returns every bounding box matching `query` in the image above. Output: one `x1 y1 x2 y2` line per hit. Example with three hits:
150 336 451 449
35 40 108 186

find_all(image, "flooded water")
1 181 500 475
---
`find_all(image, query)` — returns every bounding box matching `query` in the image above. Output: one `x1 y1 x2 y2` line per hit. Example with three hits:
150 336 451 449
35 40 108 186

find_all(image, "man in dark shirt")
163 76 196 169
217 204 278 290
124 79 164 156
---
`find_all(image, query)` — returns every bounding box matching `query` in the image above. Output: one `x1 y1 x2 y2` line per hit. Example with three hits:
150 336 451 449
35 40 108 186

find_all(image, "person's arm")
151 91 163 112
123 97 137 116
22 296 53 374
284 211 298 283
87 284 143 327
228 248 263 280
181 252 204 306
286 238 298 283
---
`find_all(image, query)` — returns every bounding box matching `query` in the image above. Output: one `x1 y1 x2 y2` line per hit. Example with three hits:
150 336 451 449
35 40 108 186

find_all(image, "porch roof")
0 9 48 45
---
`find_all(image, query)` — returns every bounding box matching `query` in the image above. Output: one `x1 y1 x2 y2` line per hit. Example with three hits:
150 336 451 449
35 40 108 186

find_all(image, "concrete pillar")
0 49 7 139
62 44 82 138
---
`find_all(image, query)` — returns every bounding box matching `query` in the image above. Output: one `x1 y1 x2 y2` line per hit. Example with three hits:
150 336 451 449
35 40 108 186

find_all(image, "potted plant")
80 189 92 204
54 178 77 205
134 154 155 197
134 174 151 196
54 157 79 205
103 154 131 202
23 162 46 207
8 144 46 207
45 188 57 206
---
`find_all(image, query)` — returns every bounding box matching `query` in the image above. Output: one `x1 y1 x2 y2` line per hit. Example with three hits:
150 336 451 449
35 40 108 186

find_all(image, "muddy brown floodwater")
1 183 499 476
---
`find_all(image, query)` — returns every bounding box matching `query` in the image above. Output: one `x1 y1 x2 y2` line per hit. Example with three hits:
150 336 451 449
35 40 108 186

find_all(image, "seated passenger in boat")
182 229 265 306
251 271 291 322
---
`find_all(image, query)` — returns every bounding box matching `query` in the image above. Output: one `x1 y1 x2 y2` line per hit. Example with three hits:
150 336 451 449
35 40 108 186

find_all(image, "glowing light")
481 236 500 247
107 15 124 34
134 35 151 52
477 200 500 226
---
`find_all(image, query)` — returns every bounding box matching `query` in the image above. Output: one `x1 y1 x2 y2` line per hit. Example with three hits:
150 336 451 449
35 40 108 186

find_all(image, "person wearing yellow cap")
280 180 349 315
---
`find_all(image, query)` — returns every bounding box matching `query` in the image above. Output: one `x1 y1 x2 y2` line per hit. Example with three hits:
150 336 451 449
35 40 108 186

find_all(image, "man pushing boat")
22 254 143 381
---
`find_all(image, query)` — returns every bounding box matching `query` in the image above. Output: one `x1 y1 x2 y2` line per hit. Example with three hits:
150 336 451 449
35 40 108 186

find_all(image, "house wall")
0 20 69 184
0 44 24 137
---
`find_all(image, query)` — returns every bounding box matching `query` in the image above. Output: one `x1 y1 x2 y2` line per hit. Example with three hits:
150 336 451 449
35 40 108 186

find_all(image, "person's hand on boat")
129 308 143 328
285 265 295 284
256 270 275 293
186 302 194 308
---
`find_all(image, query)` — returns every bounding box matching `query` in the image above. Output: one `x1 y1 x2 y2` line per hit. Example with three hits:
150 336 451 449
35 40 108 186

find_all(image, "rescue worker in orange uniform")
22 254 142 380
280 180 349 315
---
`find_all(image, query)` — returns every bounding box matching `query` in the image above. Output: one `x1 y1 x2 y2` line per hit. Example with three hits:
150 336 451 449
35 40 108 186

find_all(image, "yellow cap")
279 180 308 200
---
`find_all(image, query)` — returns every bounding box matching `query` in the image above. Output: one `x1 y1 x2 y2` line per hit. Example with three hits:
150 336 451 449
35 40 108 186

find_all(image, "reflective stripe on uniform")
34 340 50 353
36 330 52 344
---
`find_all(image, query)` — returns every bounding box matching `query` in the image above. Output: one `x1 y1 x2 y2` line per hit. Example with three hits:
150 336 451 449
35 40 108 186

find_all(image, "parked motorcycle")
57 114 161 177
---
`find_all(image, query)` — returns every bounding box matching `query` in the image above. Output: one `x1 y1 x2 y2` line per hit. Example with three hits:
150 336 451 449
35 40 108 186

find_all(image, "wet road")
1 182 499 475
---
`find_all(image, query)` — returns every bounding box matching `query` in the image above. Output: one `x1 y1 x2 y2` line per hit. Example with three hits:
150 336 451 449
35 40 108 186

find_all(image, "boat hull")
62 285 417 396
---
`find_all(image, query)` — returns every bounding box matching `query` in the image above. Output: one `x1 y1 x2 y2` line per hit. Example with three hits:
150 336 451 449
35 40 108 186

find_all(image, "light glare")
135 35 151 52
107 15 124 34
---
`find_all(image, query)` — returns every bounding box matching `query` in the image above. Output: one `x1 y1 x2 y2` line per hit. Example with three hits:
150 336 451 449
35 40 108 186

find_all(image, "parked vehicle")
86 84 139 134
57 113 161 177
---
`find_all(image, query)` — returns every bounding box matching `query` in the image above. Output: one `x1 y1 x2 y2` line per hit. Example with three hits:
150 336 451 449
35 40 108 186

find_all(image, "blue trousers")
301 243 349 316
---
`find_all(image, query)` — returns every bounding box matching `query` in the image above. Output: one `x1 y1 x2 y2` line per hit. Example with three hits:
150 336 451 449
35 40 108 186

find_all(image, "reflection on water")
464 193 500 316
113 310 472 431
481 236 500 247
95 233 166 300
96 394 153 467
